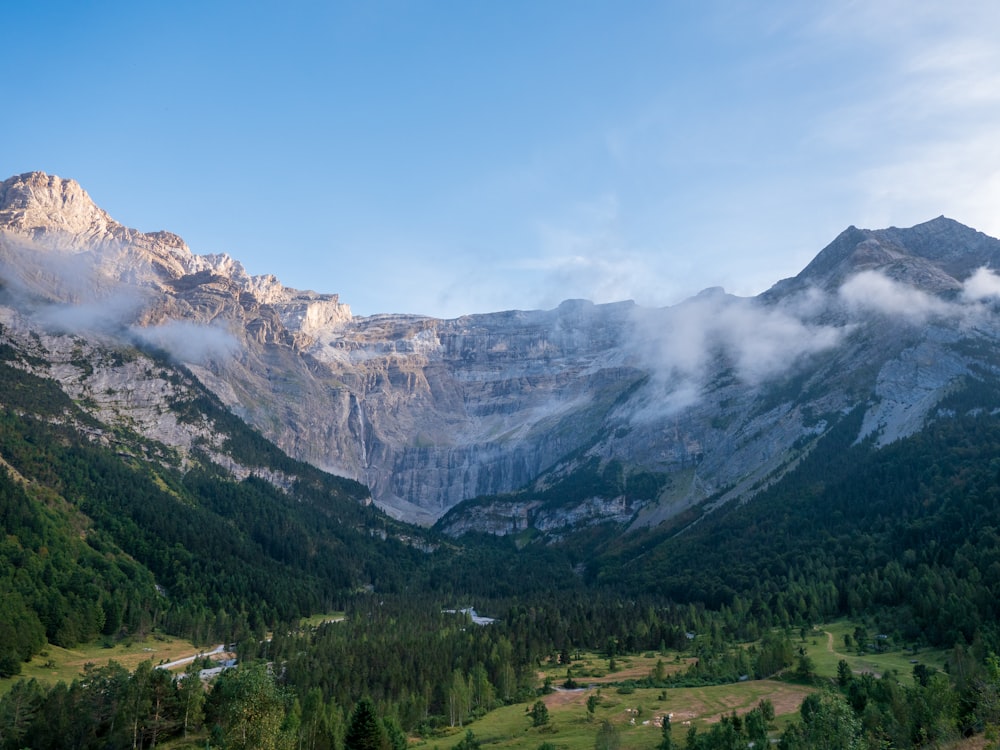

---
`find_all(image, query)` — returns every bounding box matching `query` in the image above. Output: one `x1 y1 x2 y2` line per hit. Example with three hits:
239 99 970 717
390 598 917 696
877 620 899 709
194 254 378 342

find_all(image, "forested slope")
595 376 1000 648
0 339 438 672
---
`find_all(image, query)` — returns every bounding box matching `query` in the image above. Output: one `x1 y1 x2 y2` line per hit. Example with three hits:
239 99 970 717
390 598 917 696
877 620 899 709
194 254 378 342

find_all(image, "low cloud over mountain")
5 172 1000 529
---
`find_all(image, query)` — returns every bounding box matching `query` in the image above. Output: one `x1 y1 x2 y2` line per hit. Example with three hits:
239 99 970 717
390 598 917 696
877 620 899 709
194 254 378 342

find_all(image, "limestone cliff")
4 171 1000 531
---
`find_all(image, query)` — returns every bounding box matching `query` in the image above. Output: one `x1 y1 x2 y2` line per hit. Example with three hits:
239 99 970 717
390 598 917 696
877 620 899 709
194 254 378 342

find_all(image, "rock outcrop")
4 171 1000 530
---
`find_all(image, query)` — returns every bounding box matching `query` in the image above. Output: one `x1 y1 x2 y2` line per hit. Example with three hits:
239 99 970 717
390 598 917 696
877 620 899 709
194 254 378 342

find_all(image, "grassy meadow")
299 611 347 628
0 633 211 695
0 611 350 696
0 619 953 748
420 622 950 750
815 621 948 683
424 678 815 750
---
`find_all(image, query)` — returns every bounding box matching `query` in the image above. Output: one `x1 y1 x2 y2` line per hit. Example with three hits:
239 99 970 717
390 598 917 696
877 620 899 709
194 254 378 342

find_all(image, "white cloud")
806 1 1000 238
856 133 1000 237
34 289 148 334
630 287 846 417
840 267 1000 325
129 320 239 365
516 193 695 311
630 263 1000 420
838 270 955 323
962 267 1000 301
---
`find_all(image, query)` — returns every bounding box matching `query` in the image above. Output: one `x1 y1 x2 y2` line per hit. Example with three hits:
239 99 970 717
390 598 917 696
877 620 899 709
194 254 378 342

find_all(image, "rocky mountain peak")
0 172 352 337
0 171 114 240
4 170 1000 529
0 171 205 296
765 216 1000 301
874 216 1000 279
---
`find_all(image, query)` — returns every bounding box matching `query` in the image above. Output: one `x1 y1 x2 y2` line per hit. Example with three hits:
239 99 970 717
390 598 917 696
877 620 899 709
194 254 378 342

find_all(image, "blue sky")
3 1 1000 318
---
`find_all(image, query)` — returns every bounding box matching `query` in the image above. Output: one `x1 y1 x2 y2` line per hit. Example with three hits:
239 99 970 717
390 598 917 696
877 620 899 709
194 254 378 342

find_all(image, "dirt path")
157 644 227 671
824 630 882 678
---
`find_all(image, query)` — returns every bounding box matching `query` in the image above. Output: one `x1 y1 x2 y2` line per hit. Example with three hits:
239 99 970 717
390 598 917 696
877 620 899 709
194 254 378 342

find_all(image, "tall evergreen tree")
530 700 550 727
383 716 407 750
344 697 387 750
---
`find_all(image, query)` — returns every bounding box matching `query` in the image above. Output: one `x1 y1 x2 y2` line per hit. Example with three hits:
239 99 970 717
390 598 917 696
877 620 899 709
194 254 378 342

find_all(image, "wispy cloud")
629 263 1000 418
36 291 148 334
0 237 152 333
515 193 697 311
629 287 846 416
129 320 239 365
962 267 1000 301
841 267 1000 325
838 271 955 323
807 1 1000 236
0 234 240 364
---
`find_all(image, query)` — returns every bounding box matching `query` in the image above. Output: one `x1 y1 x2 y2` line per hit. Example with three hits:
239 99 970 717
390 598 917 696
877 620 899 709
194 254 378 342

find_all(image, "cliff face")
0 173 645 523
289 300 644 521
4 171 1000 529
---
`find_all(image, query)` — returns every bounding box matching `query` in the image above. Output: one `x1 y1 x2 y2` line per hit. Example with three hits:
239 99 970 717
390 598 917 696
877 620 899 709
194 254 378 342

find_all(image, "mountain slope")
0 308 439 672
438 217 1000 538
590 375 1000 647
0 173 649 523
6 172 1000 535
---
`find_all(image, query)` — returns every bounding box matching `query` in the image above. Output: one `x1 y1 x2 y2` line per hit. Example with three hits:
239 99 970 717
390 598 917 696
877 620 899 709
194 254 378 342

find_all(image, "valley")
2 173 1000 748
0 613 960 750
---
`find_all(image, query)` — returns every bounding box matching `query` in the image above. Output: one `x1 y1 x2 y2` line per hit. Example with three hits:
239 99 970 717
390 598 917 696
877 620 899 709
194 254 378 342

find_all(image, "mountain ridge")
7 172 1000 750
4 170 1000 531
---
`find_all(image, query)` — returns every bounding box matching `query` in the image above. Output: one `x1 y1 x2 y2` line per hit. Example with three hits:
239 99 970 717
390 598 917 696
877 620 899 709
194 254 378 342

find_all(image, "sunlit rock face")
0 173 644 523
5 171 1000 528
293 301 645 522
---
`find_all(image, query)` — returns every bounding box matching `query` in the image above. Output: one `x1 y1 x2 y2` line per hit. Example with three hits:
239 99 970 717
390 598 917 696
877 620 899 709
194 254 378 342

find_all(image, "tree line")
595 399 1000 654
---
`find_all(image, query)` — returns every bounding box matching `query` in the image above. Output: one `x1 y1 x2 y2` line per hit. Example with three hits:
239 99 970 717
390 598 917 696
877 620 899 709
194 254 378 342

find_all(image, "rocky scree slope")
5 171 1000 533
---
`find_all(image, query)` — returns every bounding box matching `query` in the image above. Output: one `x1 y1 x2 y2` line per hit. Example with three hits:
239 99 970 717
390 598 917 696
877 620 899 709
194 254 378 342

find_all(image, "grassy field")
0 633 211 695
419 621 952 749
538 651 695 687
811 620 948 684
1 618 954 749
299 611 347 628
421 679 816 750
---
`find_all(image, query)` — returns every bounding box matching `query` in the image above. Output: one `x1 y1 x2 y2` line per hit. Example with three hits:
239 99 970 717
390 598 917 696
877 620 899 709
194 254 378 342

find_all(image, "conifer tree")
530 700 550 727
344 697 387 750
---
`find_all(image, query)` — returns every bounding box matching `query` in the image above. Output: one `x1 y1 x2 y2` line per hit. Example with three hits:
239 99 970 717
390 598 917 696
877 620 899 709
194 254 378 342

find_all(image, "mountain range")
3 170 1000 542
7 170 1000 750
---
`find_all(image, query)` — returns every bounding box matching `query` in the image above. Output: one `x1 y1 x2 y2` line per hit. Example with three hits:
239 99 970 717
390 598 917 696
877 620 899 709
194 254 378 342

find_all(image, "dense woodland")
5 333 1000 747
5 600 1000 749
0 350 438 666
597 382 1000 650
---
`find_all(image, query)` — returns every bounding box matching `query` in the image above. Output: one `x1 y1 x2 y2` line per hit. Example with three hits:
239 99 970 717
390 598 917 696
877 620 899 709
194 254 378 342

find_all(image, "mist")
962 267 1000 301
628 266 1000 419
629 287 846 416
838 270 955 323
129 320 239 366
0 234 240 366
0 236 110 304
840 267 1000 324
